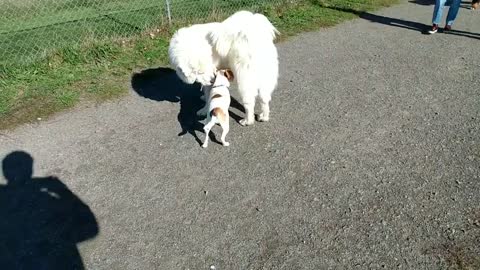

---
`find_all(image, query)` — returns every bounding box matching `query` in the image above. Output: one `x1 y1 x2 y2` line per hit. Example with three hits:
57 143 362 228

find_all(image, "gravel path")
1 1 479 269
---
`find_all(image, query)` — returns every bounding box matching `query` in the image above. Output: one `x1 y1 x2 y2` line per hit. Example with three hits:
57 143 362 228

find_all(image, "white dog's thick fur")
168 11 279 126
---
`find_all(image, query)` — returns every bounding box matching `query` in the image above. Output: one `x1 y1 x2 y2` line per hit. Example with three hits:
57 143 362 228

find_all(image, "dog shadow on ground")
130 67 244 145
0 151 99 270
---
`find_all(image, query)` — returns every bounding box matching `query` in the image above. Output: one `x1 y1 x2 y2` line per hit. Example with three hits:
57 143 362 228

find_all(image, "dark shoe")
444 25 452 32
428 24 439 34
472 2 479 10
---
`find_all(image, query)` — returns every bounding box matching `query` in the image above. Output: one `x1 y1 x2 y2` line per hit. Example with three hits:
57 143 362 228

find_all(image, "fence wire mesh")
0 0 287 67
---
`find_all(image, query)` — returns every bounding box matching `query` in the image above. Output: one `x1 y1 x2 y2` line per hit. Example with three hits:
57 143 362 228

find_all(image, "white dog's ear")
223 69 234 81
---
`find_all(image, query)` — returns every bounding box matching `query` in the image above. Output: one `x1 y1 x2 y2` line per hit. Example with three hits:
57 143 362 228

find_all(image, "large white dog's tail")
209 11 278 59
248 13 279 42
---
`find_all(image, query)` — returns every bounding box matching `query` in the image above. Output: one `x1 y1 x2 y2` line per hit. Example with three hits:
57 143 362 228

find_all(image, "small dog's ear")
224 69 234 81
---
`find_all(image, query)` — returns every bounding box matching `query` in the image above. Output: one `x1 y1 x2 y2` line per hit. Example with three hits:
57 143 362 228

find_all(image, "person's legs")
433 0 447 25
446 0 461 26
429 0 447 33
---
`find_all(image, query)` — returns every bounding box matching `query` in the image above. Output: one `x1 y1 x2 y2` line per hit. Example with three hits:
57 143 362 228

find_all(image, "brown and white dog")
202 69 234 148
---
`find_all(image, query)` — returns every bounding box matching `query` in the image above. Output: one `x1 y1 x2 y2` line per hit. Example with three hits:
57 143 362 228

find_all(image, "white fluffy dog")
168 11 279 126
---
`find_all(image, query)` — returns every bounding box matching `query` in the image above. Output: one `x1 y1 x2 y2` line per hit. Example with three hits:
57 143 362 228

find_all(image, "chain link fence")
0 0 288 67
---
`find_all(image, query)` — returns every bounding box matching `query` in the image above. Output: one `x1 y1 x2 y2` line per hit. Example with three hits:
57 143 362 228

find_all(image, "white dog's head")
177 60 216 86
172 52 216 86
169 24 220 86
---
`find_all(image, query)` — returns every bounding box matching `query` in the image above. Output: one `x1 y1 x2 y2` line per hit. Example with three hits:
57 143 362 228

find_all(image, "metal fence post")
165 0 172 25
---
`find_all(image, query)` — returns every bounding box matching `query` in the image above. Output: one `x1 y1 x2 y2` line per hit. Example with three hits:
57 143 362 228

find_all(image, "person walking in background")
428 0 462 34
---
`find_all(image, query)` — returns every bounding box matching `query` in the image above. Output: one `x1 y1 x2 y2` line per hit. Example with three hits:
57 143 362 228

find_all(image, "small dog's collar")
212 84 228 88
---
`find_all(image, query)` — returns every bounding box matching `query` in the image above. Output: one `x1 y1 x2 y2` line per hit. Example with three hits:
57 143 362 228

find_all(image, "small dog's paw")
239 118 254 126
222 142 230 147
257 113 269 122
202 143 208 148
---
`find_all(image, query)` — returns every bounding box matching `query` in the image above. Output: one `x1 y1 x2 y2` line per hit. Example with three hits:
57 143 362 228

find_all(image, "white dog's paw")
239 118 254 126
257 113 269 122
202 143 208 148
222 142 230 147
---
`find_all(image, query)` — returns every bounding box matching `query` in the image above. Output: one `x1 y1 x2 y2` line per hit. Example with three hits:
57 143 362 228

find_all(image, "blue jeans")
432 0 461 26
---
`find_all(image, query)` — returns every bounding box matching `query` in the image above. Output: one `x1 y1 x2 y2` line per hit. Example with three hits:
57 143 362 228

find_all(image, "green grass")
0 0 398 130
0 0 275 67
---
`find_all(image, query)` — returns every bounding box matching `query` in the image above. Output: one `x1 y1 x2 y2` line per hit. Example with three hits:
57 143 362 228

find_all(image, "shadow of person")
131 67 245 145
444 29 480 40
409 0 474 9
359 12 430 34
359 12 479 37
312 4 430 34
408 0 435 5
0 151 99 270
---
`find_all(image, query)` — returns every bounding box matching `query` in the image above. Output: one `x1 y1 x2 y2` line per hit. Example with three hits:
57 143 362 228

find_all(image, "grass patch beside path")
0 0 398 130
